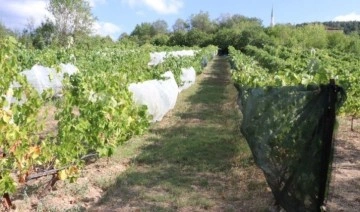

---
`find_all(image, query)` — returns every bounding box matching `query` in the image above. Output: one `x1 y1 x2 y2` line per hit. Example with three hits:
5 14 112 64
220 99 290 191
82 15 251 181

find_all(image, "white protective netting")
128 66 197 122
148 50 196 66
21 63 78 96
129 50 199 122
179 67 196 92
3 63 78 108
128 71 179 122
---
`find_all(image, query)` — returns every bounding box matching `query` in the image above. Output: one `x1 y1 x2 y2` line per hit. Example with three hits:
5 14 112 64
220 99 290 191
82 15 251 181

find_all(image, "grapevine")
0 36 217 208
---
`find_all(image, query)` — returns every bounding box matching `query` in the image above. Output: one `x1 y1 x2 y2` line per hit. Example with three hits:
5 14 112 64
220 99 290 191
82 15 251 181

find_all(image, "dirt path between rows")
327 117 360 211
87 56 273 211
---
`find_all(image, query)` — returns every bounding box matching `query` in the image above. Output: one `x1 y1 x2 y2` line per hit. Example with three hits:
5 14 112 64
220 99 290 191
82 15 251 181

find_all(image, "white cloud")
0 0 52 30
87 0 107 7
0 0 115 38
0 0 106 31
92 21 122 40
122 0 183 14
333 12 360 21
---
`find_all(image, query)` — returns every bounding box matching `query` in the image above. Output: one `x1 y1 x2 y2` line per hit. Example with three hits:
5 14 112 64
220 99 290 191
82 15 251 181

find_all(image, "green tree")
297 24 328 49
190 11 216 33
167 31 187 46
151 34 170 46
213 28 240 50
32 19 56 49
217 14 261 30
47 0 95 46
151 19 169 35
172 18 189 32
266 24 299 47
185 28 210 47
131 23 153 38
215 15 265 50
346 32 360 54
237 26 269 49
131 20 169 45
327 31 348 50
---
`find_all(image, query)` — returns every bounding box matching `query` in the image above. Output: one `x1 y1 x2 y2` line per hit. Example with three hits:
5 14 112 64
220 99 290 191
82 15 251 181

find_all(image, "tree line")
1 0 360 54
298 21 360 34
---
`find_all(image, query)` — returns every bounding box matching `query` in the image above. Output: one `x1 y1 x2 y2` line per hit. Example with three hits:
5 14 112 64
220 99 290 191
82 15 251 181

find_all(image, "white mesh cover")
128 71 178 122
148 52 167 66
148 50 196 66
21 63 78 97
179 67 196 92
2 63 78 108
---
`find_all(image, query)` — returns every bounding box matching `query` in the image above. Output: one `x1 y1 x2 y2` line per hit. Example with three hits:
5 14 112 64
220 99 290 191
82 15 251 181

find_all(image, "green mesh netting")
235 82 346 212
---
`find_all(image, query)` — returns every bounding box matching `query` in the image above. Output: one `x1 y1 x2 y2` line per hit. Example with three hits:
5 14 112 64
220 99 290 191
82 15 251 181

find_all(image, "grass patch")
90 56 272 211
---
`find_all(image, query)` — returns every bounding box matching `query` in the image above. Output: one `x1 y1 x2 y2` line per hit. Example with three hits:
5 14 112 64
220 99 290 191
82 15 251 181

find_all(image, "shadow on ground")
89 56 272 211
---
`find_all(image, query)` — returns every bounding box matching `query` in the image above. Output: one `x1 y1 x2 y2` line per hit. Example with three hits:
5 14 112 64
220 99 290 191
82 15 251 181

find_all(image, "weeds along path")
88 56 273 211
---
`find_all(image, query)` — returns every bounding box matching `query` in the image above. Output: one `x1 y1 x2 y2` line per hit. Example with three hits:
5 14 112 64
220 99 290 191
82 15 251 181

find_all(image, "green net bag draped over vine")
235 81 346 212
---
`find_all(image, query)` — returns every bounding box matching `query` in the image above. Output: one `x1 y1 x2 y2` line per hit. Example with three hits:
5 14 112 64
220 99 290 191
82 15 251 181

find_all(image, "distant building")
270 7 275 27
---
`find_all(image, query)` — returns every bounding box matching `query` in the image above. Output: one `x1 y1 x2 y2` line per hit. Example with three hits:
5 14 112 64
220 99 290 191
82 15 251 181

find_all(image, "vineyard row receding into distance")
0 36 218 207
229 45 359 121
1 33 360 209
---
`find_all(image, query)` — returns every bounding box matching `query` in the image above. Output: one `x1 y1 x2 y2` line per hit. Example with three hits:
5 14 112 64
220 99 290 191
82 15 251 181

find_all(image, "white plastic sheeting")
2 63 78 108
179 67 196 92
170 50 196 57
128 71 179 122
148 50 196 66
148 52 167 66
21 63 78 97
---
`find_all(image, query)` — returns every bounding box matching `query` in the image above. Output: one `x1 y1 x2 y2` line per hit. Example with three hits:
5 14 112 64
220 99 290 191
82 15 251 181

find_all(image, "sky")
1 0 360 40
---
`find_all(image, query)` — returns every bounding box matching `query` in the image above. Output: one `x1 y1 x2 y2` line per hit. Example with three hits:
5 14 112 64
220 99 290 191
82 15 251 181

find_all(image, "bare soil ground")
327 117 360 212
2 56 359 212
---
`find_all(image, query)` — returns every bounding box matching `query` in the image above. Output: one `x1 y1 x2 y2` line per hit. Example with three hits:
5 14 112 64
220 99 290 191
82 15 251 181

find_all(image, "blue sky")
1 0 360 40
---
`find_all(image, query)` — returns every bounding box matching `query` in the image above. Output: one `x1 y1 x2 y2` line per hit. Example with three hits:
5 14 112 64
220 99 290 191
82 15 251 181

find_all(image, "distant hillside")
297 21 360 34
